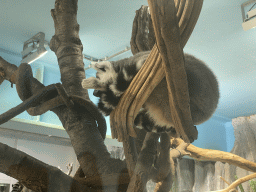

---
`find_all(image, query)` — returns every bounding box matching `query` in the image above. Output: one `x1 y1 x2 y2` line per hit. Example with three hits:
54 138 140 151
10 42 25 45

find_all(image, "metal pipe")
83 46 131 62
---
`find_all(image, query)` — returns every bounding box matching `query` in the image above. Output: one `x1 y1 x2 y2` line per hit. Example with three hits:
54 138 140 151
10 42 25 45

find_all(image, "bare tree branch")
48 0 126 180
172 138 256 172
127 132 159 192
130 6 153 55
0 142 96 192
211 173 256 192
150 133 171 183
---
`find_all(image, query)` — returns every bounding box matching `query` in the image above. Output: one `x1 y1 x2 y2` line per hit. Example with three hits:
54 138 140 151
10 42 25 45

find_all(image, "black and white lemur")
82 51 219 135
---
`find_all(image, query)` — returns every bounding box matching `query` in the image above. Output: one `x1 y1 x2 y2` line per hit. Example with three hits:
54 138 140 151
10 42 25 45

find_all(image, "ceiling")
1 0 256 120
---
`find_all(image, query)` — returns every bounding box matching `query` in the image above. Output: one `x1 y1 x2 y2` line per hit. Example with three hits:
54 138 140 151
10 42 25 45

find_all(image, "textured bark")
134 128 147 154
0 40 127 192
148 0 201 143
49 0 126 180
0 84 57 125
0 0 127 191
121 136 138 177
130 6 155 55
127 133 159 192
111 0 203 144
110 0 204 190
172 138 256 173
150 133 172 183
0 143 95 192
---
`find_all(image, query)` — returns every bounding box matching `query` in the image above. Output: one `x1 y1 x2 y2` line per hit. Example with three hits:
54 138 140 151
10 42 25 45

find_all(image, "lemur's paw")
81 77 98 89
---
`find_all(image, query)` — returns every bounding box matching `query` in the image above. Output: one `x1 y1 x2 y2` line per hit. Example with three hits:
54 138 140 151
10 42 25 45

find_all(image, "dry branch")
171 138 256 191
212 173 256 192
130 6 154 54
0 142 95 192
220 176 231 186
0 57 45 93
172 138 256 172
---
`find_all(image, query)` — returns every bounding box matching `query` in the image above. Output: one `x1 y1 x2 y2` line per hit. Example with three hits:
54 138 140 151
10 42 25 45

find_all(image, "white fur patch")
92 61 118 86
122 69 133 81
136 59 145 71
109 84 124 97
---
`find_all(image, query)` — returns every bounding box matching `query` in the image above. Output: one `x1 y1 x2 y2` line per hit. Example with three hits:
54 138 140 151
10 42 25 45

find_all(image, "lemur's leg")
81 77 106 90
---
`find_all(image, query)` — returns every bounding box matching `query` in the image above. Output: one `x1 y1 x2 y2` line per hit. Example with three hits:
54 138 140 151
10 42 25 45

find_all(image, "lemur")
82 51 219 134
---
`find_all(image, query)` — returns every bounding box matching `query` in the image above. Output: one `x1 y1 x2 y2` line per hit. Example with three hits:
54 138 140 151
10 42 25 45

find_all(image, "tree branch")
130 6 154 55
50 0 87 99
171 138 256 172
211 173 256 192
0 57 45 93
0 142 96 192
150 133 171 183
151 133 173 192
0 0 126 189
49 0 126 180
127 132 159 192
154 173 173 192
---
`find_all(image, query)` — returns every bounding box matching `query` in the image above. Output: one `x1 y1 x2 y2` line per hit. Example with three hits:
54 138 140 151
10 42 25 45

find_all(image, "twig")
220 176 231 185
211 173 256 192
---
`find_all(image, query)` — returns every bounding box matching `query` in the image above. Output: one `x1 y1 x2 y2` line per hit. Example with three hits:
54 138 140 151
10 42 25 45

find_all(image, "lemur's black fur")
92 52 177 133
95 88 176 133
84 51 219 134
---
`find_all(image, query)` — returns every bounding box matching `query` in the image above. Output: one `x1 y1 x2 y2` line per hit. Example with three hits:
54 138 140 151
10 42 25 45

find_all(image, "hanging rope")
110 0 203 143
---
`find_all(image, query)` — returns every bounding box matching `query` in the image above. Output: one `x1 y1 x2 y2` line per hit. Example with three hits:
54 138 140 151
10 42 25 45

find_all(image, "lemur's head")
90 53 149 116
91 58 138 97
90 61 118 88
91 59 139 116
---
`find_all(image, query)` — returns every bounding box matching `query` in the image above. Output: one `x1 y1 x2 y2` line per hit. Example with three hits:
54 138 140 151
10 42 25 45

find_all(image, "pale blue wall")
192 115 229 151
225 121 235 152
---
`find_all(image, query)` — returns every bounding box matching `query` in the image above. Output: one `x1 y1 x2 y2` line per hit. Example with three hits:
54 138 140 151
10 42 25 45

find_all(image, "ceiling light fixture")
241 0 256 31
21 32 49 64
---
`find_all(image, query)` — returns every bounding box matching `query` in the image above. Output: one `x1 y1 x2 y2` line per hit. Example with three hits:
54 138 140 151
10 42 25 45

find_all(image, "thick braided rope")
110 0 203 142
